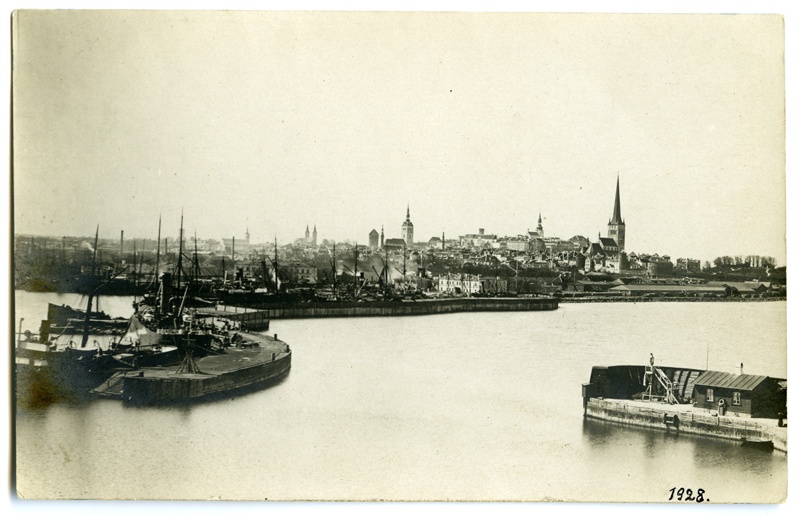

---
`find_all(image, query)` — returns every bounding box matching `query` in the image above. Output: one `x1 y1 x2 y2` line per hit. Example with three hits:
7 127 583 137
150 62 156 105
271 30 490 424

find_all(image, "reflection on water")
13 292 787 502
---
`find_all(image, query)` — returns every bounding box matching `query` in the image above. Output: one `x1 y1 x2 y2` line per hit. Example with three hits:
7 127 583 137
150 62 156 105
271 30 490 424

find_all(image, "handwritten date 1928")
668 487 708 502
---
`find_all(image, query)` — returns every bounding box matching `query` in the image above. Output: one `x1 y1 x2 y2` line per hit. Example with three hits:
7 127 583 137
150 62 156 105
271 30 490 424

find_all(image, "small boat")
740 439 774 451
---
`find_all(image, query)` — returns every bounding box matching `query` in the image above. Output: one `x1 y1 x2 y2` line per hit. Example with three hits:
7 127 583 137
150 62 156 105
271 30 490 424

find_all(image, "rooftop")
693 370 770 391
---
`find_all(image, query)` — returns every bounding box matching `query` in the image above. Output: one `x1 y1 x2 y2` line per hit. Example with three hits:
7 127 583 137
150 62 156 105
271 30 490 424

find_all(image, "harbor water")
13 291 787 502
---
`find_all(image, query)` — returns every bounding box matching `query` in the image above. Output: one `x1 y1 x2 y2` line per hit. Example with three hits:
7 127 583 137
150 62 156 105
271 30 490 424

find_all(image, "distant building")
384 238 406 251
286 263 317 284
222 228 252 257
401 205 414 247
676 258 701 273
598 235 620 256
460 228 497 248
507 238 530 252
569 235 590 249
647 256 674 277
607 176 626 252
369 229 380 249
301 225 318 246
528 213 544 238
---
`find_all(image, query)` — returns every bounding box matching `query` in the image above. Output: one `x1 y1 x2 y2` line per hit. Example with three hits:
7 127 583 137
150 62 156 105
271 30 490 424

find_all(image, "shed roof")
609 285 728 292
694 370 768 391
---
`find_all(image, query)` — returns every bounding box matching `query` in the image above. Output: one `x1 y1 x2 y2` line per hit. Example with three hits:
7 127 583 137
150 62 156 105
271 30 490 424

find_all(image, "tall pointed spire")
610 175 623 224
406 204 410 221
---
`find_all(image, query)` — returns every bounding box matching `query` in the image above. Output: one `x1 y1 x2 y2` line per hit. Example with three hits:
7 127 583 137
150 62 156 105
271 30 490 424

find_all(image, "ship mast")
193 230 199 283
132 239 137 288
155 215 161 284
274 236 279 293
353 243 358 295
176 211 184 290
330 241 337 298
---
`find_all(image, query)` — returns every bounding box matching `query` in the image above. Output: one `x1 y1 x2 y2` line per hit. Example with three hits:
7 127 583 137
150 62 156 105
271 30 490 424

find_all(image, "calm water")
13 291 787 502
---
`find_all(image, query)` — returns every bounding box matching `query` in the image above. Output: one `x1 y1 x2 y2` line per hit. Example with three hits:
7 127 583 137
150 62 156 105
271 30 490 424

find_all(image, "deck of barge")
93 332 290 401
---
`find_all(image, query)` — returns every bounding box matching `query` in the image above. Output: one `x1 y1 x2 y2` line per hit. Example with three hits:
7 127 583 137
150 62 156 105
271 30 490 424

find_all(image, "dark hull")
122 352 292 406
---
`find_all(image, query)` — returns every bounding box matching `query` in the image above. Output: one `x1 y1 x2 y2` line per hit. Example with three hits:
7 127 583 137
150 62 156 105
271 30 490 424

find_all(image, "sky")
11 9 788 265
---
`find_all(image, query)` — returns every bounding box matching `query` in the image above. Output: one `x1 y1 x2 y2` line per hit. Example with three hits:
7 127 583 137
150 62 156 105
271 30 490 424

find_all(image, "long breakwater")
214 296 558 319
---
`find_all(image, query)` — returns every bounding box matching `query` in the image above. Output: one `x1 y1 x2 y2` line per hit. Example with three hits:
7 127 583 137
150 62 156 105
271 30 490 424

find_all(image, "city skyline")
12 11 786 265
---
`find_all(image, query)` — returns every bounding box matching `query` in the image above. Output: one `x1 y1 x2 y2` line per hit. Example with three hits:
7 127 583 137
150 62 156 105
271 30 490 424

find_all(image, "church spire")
406 204 410 221
610 175 623 224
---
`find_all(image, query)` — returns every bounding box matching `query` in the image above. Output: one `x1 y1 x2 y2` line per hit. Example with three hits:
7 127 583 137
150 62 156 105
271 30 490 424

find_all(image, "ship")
15 218 288 406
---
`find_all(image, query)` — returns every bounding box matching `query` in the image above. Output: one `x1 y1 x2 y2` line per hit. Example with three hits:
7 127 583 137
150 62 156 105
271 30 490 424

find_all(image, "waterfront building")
607 176 626 252
401 205 414 247
692 369 785 418
437 274 508 295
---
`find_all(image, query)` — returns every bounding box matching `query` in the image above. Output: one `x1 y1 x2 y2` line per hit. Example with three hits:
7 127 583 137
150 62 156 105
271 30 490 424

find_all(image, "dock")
584 398 787 452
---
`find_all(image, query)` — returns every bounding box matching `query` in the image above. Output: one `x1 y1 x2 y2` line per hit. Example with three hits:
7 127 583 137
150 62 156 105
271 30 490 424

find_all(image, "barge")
93 332 291 405
582 355 787 452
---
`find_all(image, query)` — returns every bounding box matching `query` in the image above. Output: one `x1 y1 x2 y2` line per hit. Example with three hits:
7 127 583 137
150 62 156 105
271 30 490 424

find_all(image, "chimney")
734 363 744 375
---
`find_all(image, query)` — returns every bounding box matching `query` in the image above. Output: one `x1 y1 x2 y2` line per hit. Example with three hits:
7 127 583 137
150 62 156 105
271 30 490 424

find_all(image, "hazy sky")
12 11 786 264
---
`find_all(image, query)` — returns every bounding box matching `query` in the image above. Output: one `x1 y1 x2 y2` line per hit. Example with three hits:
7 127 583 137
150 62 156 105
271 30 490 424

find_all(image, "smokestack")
120 230 124 263
734 363 744 375
160 272 172 313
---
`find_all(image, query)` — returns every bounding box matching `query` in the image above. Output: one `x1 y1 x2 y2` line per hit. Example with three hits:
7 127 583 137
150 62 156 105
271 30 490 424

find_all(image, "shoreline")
559 296 786 303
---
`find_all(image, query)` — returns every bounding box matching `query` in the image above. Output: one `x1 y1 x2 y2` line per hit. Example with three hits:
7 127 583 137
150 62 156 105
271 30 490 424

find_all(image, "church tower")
401 204 414 247
312 225 318 246
305 225 310 242
607 176 626 252
536 213 544 237
381 225 385 248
